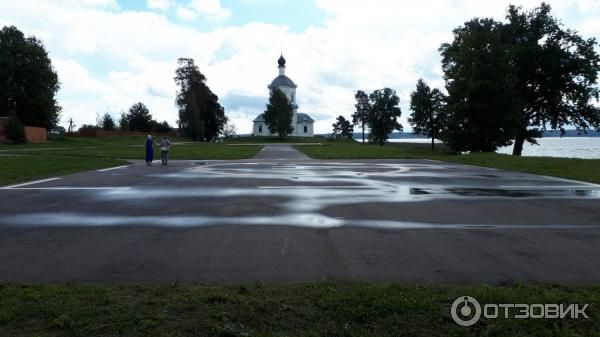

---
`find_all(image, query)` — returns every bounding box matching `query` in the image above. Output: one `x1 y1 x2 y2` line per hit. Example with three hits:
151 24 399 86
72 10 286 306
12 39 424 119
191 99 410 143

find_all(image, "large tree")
505 3 600 156
352 90 371 144
409 79 446 150
0 25 61 129
367 88 402 145
263 88 293 139
175 58 226 141
332 115 354 139
439 18 521 153
127 102 152 132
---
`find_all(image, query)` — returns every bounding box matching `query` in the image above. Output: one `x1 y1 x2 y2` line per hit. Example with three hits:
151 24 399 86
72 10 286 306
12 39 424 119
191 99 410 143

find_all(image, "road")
0 145 599 284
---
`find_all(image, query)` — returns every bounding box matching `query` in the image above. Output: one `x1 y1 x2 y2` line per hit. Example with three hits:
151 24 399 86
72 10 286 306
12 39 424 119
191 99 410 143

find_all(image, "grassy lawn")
224 136 327 144
296 142 600 184
25 144 262 160
0 282 597 336
0 155 127 186
0 136 262 185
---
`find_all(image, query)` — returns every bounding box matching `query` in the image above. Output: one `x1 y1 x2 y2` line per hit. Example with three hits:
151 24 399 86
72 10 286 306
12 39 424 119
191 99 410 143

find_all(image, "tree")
352 90 371 144
6 115 26 144
175 58 226 141
505 3 600 156
439 18 521 153
118 112 129 131
0 26 61 129
263 88 294 139
222 121 237 139
409 79 446 150
151 120 172 133
127 102 152 132
367 88 402 145
332 115 354 139
101 113 115 130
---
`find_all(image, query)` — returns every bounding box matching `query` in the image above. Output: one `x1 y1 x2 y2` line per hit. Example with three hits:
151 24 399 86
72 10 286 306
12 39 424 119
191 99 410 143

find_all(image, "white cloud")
0 0 597 134
147 0 174 10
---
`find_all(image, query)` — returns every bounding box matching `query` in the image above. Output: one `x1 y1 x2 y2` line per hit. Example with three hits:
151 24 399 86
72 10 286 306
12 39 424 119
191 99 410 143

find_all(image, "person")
145 134 154 166
160 136 171 165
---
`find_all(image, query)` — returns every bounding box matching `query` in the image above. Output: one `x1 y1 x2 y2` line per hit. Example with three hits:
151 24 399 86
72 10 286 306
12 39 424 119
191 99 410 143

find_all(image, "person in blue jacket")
145 134 155 165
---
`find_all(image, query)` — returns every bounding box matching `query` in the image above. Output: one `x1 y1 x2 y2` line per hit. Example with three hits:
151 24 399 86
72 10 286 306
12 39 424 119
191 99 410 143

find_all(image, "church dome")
278 54 286 67
269 75 297 88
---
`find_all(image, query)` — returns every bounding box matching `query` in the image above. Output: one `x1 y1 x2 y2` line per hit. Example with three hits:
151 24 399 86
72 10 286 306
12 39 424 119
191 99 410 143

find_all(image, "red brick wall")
25 126 47 142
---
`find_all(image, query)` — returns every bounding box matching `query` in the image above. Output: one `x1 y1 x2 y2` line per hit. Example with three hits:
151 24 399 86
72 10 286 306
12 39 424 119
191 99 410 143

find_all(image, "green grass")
25 144 261 160
296 142 600 183
0 136 262 186
0 155 127 186
224 135 327 144
0 282 598 336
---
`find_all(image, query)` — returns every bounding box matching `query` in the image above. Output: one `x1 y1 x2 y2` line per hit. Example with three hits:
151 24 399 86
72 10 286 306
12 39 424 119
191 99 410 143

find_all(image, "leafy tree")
505 3 600 155
151 120 172 133
263 88 293 139
118 112 129 131
6 115 26 144
409 79 446 150
101 113 115 130
0 26 61 129
175 58 226 141
352 90 371 144
332 115 354 139
439 18 520 153
127 102 152 132
367 88 402 145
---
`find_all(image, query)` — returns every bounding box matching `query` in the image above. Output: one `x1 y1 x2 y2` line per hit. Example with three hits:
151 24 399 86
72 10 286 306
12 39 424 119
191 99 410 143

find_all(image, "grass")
0 136 262 186
0 281 598 336
296 142 600 184
0 155 127 186
224 135 327 144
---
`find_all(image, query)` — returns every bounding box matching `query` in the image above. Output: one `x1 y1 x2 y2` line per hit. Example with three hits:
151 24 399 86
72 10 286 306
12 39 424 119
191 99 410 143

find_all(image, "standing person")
160 136 171 165
145 134 154 166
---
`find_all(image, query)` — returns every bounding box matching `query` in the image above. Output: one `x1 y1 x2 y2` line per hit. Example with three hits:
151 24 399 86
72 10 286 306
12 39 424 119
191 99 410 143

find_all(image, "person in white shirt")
160 136 171 165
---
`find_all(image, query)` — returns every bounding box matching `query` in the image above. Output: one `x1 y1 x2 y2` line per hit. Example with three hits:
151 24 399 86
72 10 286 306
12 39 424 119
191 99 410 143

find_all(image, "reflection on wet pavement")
0 161 598 229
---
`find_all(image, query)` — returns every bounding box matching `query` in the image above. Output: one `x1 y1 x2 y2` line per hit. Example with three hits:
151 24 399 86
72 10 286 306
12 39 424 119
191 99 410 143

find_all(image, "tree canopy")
101 113 115 131
439 18 521 153
175 58 226 141
0 25 61 129
263 88 294 139
126 102 153 132
332 115 354 139
367 88 402 145
409 79 446 150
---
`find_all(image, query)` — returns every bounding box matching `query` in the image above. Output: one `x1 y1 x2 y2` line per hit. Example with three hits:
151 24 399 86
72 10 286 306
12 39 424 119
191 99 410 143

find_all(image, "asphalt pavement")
0 145 599 284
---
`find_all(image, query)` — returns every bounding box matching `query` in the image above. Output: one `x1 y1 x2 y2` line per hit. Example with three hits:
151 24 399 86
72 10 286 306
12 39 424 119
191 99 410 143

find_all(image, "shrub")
6 116 27 144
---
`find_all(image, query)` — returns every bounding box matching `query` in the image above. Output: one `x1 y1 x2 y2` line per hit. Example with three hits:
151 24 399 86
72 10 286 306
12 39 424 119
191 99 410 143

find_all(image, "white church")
252 55 315 137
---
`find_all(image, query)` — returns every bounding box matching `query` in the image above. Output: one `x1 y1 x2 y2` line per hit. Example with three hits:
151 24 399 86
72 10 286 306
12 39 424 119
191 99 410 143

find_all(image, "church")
252 55 315 137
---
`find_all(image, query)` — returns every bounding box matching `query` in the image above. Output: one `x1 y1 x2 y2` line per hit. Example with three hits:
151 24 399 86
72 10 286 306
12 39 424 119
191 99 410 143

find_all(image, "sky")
1 0 599 134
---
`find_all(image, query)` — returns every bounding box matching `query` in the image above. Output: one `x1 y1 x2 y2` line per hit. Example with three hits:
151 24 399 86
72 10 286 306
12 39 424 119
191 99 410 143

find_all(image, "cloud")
0 0 597 134
177 0 230 21
147 0 174 10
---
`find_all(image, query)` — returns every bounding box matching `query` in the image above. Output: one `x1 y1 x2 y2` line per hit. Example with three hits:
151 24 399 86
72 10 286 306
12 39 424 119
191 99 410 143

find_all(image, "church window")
259 125 263 133
304 125 308 133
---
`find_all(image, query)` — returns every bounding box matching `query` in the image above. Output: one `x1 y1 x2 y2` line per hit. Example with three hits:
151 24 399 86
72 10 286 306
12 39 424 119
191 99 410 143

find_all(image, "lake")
383 137 600 159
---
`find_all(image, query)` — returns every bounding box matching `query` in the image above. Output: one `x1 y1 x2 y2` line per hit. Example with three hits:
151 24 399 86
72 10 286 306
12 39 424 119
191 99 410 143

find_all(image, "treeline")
334 3 600 155
79 103 172 133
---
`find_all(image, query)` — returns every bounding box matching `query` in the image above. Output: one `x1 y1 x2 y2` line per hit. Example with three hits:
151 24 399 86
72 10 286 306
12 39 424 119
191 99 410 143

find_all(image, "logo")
451 296 482 326
451 296 590 326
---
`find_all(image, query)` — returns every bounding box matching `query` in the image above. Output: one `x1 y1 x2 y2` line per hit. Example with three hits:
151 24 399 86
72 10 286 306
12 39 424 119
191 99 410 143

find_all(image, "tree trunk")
512 133 525 156
431 136 435 151
362 123 365 144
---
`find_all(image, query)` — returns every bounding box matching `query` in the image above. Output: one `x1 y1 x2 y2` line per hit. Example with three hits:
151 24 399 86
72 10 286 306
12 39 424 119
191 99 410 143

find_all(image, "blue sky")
0 0 598 133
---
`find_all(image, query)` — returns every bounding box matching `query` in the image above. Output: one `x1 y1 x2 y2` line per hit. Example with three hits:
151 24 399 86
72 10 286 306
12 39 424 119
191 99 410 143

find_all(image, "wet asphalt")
0 145 599 284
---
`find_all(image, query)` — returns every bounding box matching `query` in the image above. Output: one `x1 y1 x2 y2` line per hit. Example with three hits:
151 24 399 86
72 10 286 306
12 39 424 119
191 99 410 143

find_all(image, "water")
497 137 600 159
381 137 600 159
